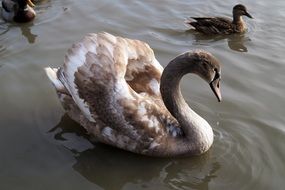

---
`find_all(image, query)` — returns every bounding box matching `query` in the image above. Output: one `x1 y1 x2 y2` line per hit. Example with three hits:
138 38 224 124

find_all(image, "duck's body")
45 32 222 157
187 4 253 35
1 0 36 23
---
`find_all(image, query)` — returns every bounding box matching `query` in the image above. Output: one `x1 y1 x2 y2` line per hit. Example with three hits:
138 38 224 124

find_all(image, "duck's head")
233 4 253 19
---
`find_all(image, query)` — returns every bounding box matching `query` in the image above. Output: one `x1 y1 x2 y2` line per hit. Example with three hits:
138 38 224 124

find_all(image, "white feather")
62 37 98 122
148 79 160 96
44 67 65 92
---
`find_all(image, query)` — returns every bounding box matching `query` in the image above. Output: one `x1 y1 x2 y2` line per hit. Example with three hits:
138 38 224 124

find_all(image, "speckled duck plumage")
45 32 222 157
1 0 36 23
186 4 253 35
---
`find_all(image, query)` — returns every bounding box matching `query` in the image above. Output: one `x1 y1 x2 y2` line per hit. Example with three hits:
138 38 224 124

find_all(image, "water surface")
1 0 285 189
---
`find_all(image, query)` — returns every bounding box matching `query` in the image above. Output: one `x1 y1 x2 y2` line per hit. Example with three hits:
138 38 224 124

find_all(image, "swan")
1 0 36 23
186 4 253 34
45 32 222 157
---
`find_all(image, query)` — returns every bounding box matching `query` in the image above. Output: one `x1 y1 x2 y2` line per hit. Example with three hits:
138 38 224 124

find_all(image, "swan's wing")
58 33 173 139
45 32 182 152
123 37 163 97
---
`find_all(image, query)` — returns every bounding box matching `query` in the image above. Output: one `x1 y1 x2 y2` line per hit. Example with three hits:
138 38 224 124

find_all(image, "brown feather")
187 4 252 34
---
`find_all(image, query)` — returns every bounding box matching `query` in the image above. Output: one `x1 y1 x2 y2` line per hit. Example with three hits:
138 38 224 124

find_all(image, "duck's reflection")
189 29 250 52
227 33 250 52
19 23 37 44
0 22 8 58
0 22 8 34
50 114 221 190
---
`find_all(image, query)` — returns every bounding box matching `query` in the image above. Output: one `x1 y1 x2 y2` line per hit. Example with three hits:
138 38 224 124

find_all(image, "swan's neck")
160 53 214 155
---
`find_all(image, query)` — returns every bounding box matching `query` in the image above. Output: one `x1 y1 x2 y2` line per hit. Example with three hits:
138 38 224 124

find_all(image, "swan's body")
1 0 36 23
186 4 253 34
45 32 222 157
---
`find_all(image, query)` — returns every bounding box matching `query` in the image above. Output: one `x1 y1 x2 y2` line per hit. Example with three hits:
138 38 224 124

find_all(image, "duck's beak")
210 78 222 102
244 11 253 19
27 0 35 7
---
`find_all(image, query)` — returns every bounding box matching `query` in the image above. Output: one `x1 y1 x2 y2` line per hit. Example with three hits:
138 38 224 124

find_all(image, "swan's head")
190 50 222 102
233 4 253 19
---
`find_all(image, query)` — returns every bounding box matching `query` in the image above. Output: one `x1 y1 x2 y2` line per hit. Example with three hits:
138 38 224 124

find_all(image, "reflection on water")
0 45 5 57
0 5 37 44
0 22 8 34
0 21 8 55
227 34 250 52
1 22 38 44
19 23 38 44
189 29 250 52
73 149 221 190
0 0 63 59
50 114 221 190
48 114 94 153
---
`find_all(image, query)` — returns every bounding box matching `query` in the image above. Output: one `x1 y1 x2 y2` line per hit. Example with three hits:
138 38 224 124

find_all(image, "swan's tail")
45 67 69 95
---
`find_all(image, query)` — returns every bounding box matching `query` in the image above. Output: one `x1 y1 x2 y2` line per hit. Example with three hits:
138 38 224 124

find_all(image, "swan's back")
59 33 162 118
46 32 181 155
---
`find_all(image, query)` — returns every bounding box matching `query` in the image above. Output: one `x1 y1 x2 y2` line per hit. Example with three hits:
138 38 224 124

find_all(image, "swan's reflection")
189 29 250 52
19 23 38 44
72 149 221 190
50 114 221 190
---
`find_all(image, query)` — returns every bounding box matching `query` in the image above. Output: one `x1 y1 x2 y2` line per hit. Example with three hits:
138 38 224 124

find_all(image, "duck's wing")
187 17 232 34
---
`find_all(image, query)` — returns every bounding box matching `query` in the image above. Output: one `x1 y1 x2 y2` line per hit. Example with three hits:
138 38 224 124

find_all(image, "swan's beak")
27 0 35 7
210 78 222 102
244 11 253 19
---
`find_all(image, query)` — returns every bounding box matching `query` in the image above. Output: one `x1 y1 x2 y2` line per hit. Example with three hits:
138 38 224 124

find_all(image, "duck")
1 0 36 23
45 32 222 157
186 4 253 35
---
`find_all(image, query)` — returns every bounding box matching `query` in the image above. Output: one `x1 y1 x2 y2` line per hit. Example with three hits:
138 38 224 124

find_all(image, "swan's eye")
213 68 220 80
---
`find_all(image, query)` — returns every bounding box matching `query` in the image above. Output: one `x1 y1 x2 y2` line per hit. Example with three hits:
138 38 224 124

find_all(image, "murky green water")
1 0 285 189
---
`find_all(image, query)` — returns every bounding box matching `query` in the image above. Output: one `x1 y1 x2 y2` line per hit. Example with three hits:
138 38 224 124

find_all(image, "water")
0 0 284 189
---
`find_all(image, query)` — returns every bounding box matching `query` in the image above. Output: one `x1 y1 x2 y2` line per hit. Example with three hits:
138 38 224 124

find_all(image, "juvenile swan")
45 32 222 157
186 4 253 34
